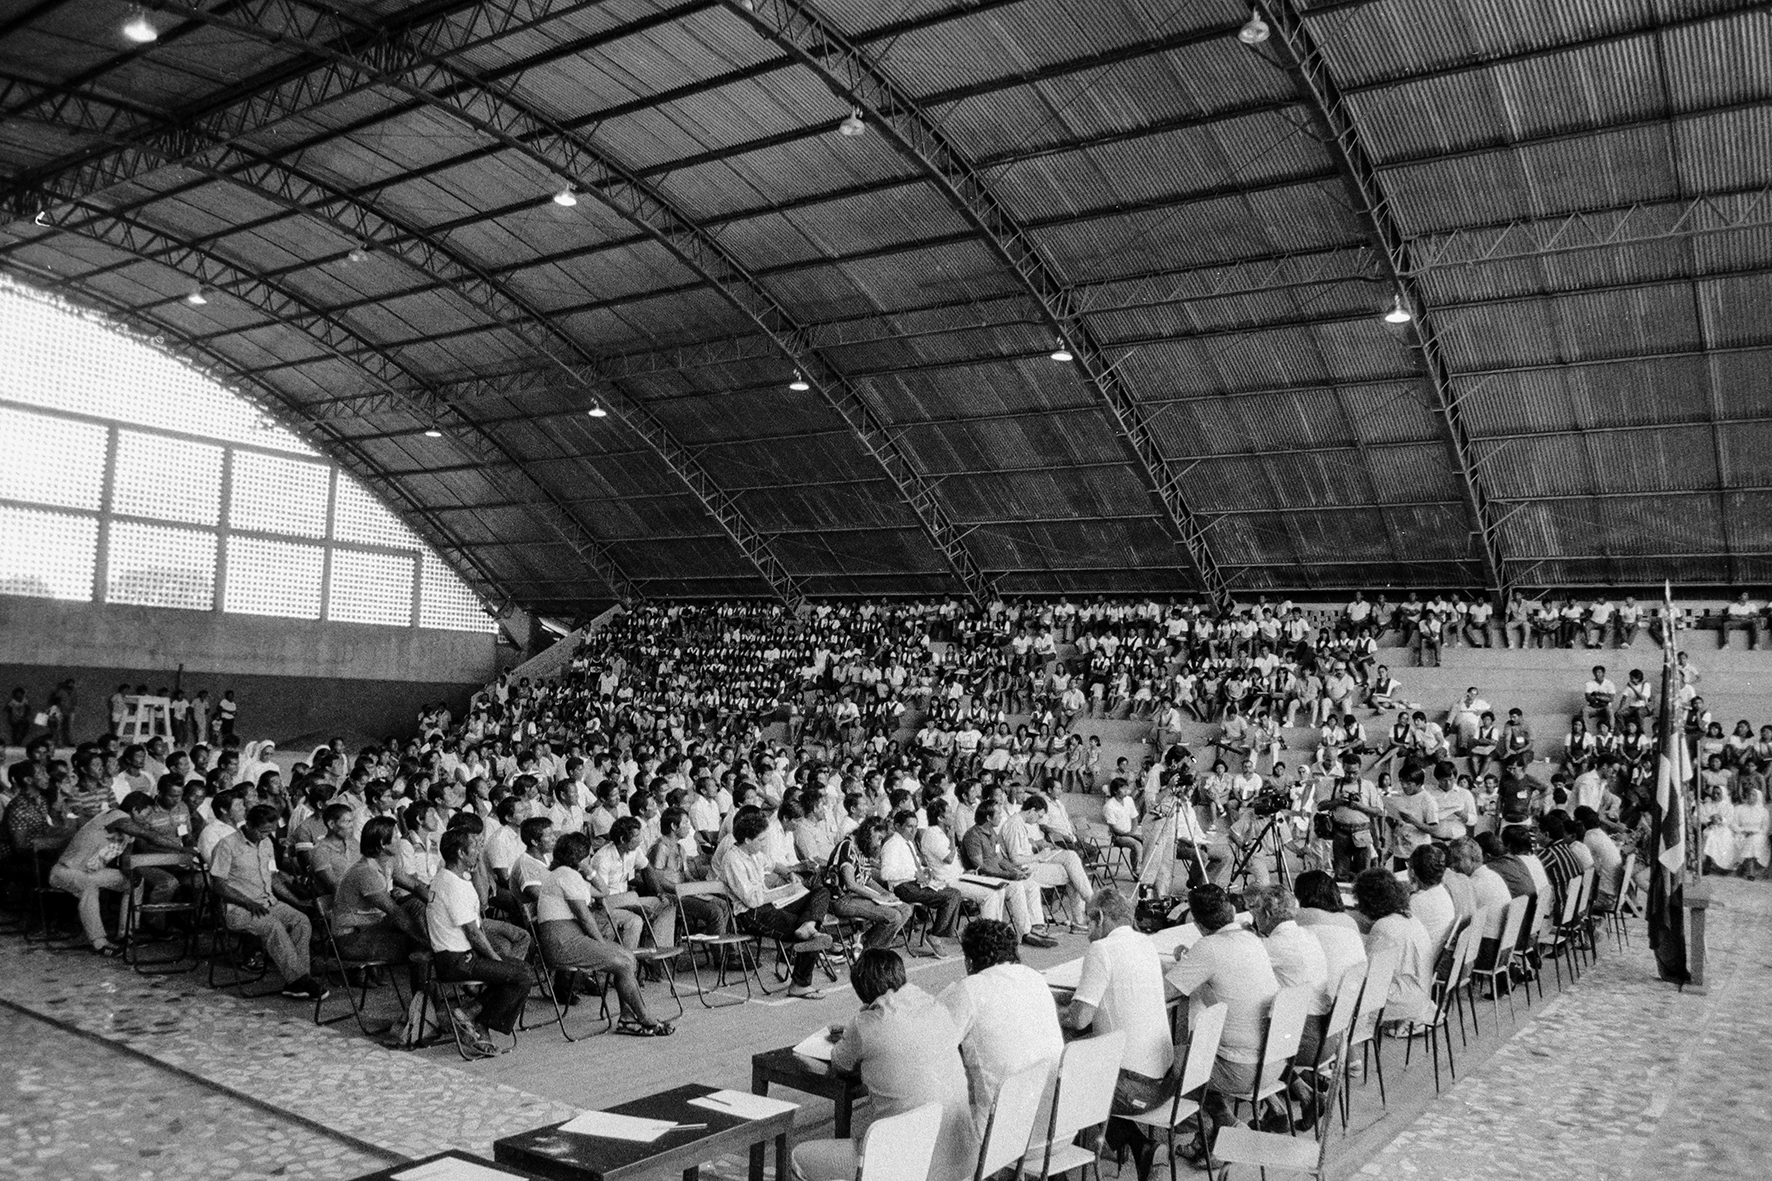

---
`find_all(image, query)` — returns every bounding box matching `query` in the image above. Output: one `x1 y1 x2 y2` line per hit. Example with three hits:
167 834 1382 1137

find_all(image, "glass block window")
223 536 324 619
422 552 497 632
107 521 217 610
329 548 415 626
0 506 98 599
0 405 107 510
334 474 421 550
111 430 224 525
0 276 313 453
230 451 329 538
0 276 495 632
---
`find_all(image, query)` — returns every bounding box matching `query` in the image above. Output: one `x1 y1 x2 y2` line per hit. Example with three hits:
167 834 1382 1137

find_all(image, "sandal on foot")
615 1018 675 1037
94 941 126 958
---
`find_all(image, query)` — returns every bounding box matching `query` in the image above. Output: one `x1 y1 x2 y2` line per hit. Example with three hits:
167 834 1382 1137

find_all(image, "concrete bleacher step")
1414 643 1769 735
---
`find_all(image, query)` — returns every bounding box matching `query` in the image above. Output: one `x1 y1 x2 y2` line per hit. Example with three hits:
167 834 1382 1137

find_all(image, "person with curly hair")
1353 867 1432 1029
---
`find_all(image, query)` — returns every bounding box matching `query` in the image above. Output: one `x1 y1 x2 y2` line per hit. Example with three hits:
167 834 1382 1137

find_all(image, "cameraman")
1312 751 1384 878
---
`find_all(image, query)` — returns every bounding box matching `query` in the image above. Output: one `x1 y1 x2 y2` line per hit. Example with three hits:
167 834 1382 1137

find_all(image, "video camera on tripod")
1247 784 1293 818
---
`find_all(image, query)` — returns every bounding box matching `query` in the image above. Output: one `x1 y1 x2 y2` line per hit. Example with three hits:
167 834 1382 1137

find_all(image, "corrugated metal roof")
1 0 1763 606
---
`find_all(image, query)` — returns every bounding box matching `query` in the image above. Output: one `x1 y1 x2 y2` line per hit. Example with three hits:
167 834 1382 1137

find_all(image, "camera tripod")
1227 809 1297 894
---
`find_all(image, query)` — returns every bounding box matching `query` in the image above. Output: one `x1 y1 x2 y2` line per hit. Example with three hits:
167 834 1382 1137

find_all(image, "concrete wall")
0 595 506 744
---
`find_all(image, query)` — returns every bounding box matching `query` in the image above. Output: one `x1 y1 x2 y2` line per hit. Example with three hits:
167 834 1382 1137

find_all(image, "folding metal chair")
675 881 770 1006
1021 1030 1126 1181
1405 918 1479 1092
311 896 405 1036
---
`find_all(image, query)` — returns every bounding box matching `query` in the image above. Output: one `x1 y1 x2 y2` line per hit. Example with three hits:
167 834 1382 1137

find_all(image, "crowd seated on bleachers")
1 588 1767 1085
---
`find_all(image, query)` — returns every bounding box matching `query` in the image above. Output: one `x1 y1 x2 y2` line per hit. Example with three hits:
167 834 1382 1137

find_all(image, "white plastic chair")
972 1058 1052 1181
1222 985 1310 1133
857 1102 943 1181
1213 1021 1353 1181
1468 894 1528 1024
1126 1003 1227 1172
1022 1030 1125 1181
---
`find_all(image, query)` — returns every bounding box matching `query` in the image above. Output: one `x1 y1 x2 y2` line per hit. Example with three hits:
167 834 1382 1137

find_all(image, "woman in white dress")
1732 786 1770 878
1700 782 1739 873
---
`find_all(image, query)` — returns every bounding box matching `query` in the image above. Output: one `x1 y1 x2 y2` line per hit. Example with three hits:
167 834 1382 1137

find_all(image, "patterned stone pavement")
3 880 1765 1181
1360 877 1772 1181
0 1008 383 1181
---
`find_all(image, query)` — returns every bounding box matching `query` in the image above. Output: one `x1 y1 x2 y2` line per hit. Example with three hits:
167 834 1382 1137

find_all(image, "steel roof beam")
715 0 1232 602
107 0 998 604
20 200 644 603
1261 0 1509 608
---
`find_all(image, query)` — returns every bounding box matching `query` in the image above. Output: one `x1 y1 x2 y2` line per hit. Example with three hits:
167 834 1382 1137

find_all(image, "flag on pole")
1647 581 1689 984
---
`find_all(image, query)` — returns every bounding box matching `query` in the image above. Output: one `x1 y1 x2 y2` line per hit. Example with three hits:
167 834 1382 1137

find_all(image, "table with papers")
494 1084 798 1181
749 1035 870 1181
1040 915 1252 996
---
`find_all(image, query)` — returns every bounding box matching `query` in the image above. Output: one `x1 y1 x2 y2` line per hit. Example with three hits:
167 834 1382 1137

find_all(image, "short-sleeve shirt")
425 868 481 953
1167 926 1280 1064
333 857 392 933
939 963 1064 1117
210 831 277 908
1075 925 1174 1079
537 865 592 924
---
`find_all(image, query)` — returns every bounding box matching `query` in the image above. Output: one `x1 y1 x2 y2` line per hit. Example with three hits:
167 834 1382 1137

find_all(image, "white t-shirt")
425 868 481 953
1102 797 1139 836
1075 925 1174 1079
537 864 592 924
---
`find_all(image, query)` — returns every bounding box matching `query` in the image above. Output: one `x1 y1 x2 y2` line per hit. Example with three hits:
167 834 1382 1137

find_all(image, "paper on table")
1041 957 1083 990
394 1159 529 1181
689 1090 802 1121
557 1110 680 1142
792 1029 837 1062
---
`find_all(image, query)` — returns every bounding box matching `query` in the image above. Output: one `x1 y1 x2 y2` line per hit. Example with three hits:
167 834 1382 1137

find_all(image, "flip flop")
615 1019 675 1037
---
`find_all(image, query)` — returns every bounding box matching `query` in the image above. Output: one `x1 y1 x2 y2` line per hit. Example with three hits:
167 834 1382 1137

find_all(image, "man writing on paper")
794 948 978 1181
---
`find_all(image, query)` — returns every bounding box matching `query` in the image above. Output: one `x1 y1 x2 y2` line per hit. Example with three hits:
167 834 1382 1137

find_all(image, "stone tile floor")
1361 878 1772 1181
0 1007 384 1180
3 879 1765 1181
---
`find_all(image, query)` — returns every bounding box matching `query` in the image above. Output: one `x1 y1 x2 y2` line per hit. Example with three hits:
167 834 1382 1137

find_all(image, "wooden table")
749 1046 868 1181
346 1149 550 1180
494 1084 795 1181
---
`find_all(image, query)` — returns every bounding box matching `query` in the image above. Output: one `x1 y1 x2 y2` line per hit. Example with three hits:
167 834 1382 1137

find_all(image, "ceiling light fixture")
423 426 443 438
34 209 50 227
1382 295 1413 324
1050 340 1074 362
837 108 866 138
1238 13 1270 44
347 243 370 263
122 9 159 42
788 371 811 391
586 403 608 418
553 185 579 207
184 286 207 306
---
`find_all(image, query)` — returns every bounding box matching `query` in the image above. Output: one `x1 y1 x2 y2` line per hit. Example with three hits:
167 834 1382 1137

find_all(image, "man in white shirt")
1003 796 1091 927
1582 664 1617 733
878 811 962 952
1165 883 1280 1151
938 919 1064 1126
1065 889 1174 1178
1245 884 1334 1121
1101 778 1142 873
718 810 833 998
1719 591 1764 649
589 817 675 951
426 829 531 1053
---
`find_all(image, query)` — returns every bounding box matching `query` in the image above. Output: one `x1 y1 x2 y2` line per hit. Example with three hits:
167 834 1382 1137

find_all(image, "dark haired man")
426 828 530 1054
718 808 832 998
793 949 975 1181
937 919 1062 1125
209 804 327 1000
